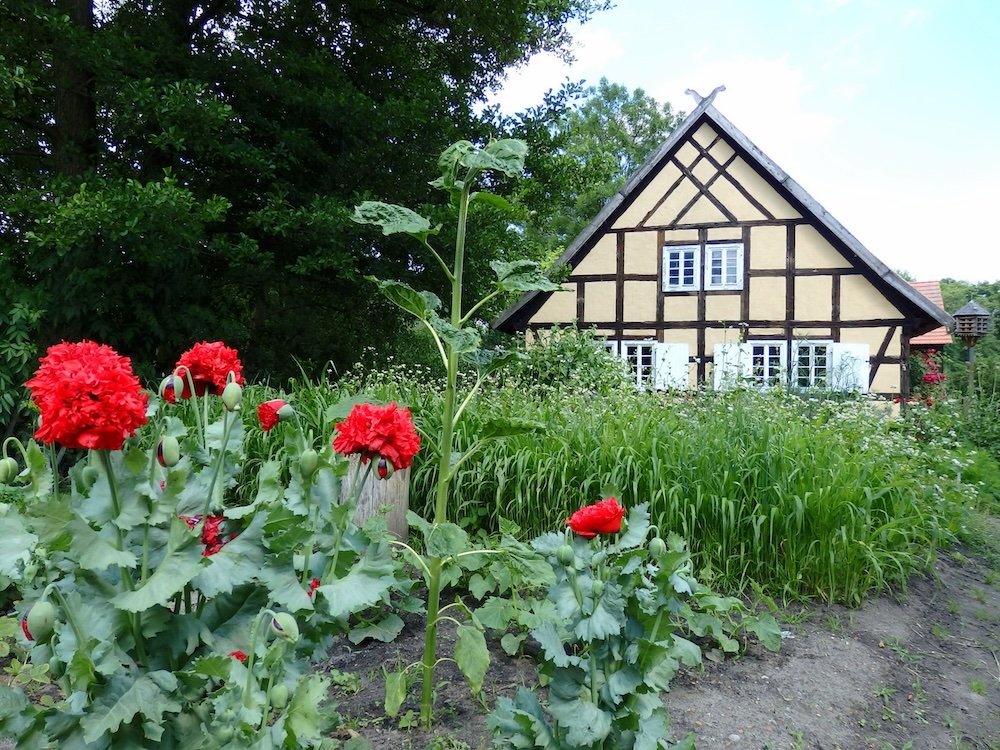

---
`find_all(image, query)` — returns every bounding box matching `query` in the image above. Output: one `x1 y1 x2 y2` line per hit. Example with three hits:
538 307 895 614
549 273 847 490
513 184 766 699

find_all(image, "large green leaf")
315 542 395 619
574 580 626 640
285 674 330 745
0 515 36 579
383 670 408 718
531 622 576 668
352 201 437 241
487 687 556 750
744 613 783 652
111 520 203 612
431 140 475 193
424 522 468 558
477 416 544 442
348 614 404 644
80 671 181 743
21 440 53 503
462 348 525 377
71 517 137 572
368 278 441 321
472 596 514 630
490 259 562 293
610 502 650 553
428 314 480 354
461 139 527 177
192 513 266 598
454 624 489 694
549 698 612 746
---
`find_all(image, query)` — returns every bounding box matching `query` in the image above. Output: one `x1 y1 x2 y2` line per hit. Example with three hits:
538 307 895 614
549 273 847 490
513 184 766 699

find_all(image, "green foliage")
0 0 610 378
504 326 631 396
0 289 43 436
405 387 974 604
489 507 774 750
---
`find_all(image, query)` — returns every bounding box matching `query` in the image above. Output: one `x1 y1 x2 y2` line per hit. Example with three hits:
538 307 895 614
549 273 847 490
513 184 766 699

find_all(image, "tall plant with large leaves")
353 138 560 726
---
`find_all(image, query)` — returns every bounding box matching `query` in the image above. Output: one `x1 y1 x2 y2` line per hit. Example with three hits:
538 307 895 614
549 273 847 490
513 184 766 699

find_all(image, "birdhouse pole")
952 300 992 416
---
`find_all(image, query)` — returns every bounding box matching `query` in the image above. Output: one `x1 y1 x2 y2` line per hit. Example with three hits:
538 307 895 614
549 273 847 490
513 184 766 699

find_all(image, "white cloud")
487 23 626 113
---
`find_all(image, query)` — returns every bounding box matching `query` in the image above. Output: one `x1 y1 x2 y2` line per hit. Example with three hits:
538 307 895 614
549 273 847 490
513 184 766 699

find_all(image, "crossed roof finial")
684 85 726 106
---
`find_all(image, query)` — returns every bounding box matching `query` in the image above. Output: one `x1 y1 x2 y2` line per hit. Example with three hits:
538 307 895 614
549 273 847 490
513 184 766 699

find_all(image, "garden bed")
324 550 999 750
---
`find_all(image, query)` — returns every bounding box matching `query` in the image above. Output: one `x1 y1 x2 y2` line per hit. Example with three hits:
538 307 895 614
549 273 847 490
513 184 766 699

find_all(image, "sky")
489 0 1000 284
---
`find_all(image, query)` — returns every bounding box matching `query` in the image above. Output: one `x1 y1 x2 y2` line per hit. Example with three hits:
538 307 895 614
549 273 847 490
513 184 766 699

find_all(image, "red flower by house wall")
26 340 148 451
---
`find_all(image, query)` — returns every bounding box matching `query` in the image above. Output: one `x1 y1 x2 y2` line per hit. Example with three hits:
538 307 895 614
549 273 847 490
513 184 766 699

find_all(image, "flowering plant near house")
0 339 406 748
490 500 781 750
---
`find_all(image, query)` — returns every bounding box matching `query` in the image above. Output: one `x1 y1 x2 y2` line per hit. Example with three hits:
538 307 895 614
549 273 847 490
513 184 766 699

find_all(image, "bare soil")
327 550 1000 750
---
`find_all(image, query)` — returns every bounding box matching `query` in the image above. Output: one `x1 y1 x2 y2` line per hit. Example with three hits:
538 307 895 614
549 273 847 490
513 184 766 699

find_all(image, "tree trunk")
52 0 97 177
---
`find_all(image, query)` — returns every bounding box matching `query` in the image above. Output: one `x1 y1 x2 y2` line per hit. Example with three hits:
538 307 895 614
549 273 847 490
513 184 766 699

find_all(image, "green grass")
404 387 973 604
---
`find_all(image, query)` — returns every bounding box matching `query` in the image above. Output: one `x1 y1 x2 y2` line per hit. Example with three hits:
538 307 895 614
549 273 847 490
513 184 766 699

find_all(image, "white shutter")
830 343 870 393
713 343 752 390
653 343 689 390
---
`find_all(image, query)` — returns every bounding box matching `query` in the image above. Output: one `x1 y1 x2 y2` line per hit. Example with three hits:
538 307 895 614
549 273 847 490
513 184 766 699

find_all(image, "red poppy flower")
565 498 626 539
258 399 293 431
228 650 248 662
307 577 321 598
332 402 421 471
171 341 245 399
21 614 33 641
179 514 233 556
26 341 148 451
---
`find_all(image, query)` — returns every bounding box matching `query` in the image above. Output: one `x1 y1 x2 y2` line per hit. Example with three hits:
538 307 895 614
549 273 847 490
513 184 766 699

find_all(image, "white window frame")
750 341 787 389
662 245 699 292
603 340 689 390
704 243 744 291
793 341 831 390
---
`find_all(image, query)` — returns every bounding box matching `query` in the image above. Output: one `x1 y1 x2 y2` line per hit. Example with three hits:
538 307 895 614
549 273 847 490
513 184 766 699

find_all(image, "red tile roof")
909 281 953 346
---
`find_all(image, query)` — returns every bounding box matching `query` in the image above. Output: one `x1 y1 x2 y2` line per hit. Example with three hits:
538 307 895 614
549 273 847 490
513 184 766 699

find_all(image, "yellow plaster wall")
583 281 616 322
842 326 901 357
611 161 685 229
749 225 787 269
692 157 715 184
663 328 699 351
624 231 659 274
623 281 657 322
707 227 742 241
664 295 698 321
644 179 699 227
692 124 718 148
749 328 786 336
749 277 786 319
709 139 735 164
664 229 700 243
871 364 901 394
530 290 576 324
726 158 801 219
794 276 832 319
572 234 617 275
840 276 903 319
710 176 768 222
675 141 699 167
795 225 852 268
681 195 728 224
705 294 742 321
623 330 656 338
706 326 743 351
791 328 833 339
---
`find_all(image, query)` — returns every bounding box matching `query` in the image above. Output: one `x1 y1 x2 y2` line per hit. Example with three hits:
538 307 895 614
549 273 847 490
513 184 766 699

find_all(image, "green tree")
0 0 610 379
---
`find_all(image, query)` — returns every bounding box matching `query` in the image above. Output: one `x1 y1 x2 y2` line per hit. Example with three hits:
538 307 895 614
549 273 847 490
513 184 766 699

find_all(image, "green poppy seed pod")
591 580 604 598
649 537 667 558
299 449 319 479
0 456 18 484
556 544 575 567
157 436 181 467
269 683 289 709
221 381 243 411
26 601 56 644
270 612 299 643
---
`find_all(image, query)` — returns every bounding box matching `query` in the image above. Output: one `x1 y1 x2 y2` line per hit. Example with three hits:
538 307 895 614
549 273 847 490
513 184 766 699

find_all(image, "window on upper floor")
662 243 743 292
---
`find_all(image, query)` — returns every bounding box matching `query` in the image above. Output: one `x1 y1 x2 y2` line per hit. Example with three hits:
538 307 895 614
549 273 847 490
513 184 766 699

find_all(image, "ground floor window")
601 339 689 390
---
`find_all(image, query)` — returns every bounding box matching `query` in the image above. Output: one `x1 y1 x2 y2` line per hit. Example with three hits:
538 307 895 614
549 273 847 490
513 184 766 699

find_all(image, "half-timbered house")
494 98 952 398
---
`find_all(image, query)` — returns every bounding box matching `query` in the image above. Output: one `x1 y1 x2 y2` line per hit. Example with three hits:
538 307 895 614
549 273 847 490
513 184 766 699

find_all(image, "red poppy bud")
160 374 184 403
376 456 394 480
258 399 294 431
0 456 18 484
26 601 56 644
21 614 33 641
228 650 248 662
157 436 181 467
221 381 243 411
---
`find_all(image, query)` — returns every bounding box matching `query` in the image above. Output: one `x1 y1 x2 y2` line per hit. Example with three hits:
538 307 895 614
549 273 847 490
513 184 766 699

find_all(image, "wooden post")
342 456 410 540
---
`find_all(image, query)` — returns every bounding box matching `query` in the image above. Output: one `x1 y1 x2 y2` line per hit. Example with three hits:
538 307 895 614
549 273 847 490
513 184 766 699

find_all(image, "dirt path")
333 551 999 750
